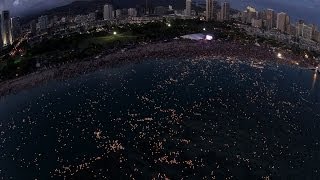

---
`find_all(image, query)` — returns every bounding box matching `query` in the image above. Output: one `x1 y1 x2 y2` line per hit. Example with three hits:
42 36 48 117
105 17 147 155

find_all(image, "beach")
0 39 315 97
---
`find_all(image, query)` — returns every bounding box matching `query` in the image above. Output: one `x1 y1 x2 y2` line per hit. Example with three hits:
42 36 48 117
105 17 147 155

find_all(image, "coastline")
0 40 315 98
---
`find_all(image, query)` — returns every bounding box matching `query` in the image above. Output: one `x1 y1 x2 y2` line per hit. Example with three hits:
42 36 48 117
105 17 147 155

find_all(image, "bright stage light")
205 35 213 40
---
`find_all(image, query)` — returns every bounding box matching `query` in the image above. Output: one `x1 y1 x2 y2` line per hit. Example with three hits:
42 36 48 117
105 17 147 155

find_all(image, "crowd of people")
0 39 317 97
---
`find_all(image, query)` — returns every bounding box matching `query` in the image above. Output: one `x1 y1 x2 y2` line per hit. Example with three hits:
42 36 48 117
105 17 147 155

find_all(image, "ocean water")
1 58 320 179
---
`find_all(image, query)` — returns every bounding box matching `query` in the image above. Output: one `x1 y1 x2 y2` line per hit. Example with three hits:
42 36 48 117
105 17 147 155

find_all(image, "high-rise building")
145 0 154 15
221 2 230 21
38 15 48 31
144 0 156 15
121 9 128 17
115 9 122 19
252 19 263 28
276 13 285 31
266 9 275 30
311 25 318 41
241 6 257 24
154 6 167 15
316 31 320 42
276 12 288 32
104 4 114 20
136 5 145 17
52 16 59 25
185 0 192 16
128 8 138 17
296 20 304 37
302 24 313 40
287 24 296 36
145 0 150 15
257 10 265 20
206 0 217 21
1 10 13 46
217 11 222 21
88 13 96 22
30 20 37 35
11 17 21 41
285 15 290 33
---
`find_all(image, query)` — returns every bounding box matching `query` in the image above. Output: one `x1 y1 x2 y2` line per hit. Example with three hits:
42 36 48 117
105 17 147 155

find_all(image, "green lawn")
79 33 138 49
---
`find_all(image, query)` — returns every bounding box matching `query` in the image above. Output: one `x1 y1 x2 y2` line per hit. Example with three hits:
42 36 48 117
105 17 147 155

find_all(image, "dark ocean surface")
1 58 320 179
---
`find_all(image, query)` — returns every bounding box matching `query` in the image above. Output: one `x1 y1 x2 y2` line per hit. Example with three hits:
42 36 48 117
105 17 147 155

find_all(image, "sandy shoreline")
0 40 314 98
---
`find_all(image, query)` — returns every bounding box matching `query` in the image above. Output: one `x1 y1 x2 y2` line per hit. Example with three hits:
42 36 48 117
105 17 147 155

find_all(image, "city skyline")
1 0 319 39
0 0 318 24
1 0 320 49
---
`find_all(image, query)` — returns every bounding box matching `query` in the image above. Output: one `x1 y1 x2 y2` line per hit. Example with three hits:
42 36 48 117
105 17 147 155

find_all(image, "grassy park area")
91 33 137 44
78 33 138 49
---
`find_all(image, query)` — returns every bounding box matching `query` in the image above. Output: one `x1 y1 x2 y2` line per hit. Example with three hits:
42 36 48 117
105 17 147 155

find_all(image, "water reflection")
311 71 317 91
1 58 320 179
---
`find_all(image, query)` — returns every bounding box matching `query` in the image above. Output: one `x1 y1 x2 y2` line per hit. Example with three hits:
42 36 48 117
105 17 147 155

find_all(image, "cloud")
13 0 20 6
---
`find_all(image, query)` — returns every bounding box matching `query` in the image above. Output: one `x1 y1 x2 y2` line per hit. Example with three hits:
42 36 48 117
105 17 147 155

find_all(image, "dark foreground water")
1 58 320 179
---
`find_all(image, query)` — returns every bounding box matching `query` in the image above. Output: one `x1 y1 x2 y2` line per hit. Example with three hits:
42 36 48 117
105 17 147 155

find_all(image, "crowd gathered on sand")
0 38 317 97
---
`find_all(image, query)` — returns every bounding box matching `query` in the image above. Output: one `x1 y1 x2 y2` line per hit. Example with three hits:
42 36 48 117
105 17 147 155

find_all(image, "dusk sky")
1 0 319 24
228 0 320 24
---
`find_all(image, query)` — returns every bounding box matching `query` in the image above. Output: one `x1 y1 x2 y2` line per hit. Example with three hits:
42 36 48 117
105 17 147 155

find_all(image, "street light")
167 23 171 27
113 31 117 35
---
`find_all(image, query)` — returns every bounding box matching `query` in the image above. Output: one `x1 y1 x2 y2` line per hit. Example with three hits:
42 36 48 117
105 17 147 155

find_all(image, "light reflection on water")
1 58 320 179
